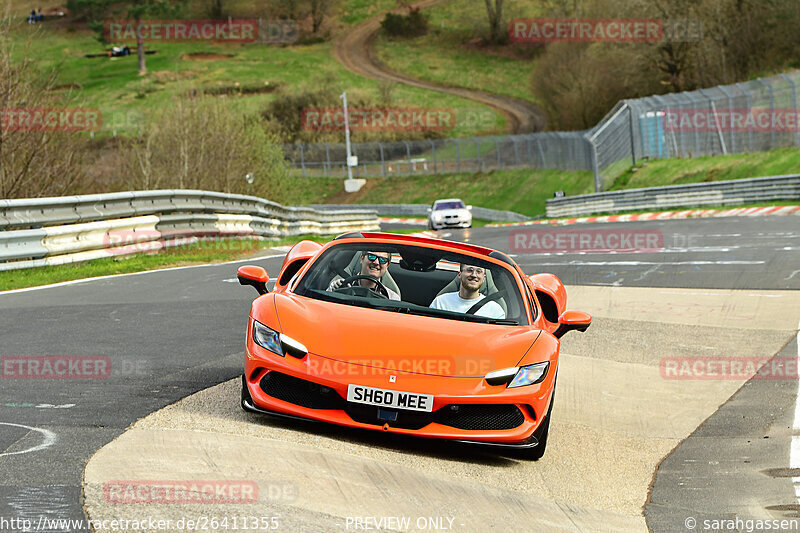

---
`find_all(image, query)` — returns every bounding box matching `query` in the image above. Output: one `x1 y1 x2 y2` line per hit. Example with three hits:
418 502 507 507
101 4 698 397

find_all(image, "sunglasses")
366 253 389 265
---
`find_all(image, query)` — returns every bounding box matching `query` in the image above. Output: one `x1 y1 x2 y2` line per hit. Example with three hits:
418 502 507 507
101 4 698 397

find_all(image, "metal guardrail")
0 190 379 270
545 175 800 217
311 204 531 222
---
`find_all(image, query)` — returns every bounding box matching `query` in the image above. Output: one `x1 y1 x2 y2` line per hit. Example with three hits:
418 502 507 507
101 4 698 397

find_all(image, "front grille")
260 372 525 431
260 372 346 410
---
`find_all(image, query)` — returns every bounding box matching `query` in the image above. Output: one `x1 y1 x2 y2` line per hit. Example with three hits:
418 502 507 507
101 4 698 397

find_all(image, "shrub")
380 7 428 38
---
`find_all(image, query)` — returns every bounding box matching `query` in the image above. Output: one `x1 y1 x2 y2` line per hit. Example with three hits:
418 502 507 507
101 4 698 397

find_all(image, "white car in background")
428 198 472 230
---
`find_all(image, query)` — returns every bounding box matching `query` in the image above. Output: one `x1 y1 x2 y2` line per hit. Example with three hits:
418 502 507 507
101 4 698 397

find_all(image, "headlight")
253 321 282 355
252 320 308 359
508 362 549 388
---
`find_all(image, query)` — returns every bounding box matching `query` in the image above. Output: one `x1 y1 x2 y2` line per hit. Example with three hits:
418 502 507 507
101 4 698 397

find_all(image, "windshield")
294 242 529 325
434 201 465 210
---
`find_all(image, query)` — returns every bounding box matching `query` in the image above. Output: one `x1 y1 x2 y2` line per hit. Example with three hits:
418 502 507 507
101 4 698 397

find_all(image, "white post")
341 91 353 181
340 91 365 192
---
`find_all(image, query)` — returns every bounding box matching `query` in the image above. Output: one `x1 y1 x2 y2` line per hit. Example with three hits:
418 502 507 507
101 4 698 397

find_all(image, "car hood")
271 293 540 377
432 208 470 217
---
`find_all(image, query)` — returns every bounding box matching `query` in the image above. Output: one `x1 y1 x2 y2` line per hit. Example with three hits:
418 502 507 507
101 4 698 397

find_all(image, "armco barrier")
311 204 531 222
546 175 800 217
0 190 379 270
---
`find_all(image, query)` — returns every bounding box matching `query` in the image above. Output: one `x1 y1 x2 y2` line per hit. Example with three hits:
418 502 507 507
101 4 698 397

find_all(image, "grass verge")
0 235 306 291
304 146 800 217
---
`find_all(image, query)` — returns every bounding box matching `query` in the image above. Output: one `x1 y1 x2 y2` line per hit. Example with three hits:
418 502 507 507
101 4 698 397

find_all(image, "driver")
328 251 401 301
429 264 505 318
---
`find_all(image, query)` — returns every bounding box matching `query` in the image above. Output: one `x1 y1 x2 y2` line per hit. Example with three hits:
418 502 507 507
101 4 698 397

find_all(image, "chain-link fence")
284 71 800 191
283 132 592 178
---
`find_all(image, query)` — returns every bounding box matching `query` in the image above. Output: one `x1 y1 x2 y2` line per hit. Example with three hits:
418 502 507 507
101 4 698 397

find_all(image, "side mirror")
467 205 472 210
427 207 432 212
553 310 591 338
237 265 269 295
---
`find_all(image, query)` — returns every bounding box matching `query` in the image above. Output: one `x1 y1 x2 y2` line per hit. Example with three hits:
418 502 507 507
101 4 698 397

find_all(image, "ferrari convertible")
237 232 591 459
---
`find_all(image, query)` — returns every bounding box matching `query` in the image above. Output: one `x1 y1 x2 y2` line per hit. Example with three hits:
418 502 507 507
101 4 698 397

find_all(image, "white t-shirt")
429 292 505 319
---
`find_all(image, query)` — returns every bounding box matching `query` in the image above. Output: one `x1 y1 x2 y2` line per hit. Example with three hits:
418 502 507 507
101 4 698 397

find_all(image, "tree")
484 0 504 44
0 13 87 198
118 97 288 198
68 0 183 75
309 0 331 34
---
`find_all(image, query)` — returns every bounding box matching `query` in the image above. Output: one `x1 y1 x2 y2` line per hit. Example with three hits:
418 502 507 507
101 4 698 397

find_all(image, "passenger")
328 251 400 301
429 264 505 318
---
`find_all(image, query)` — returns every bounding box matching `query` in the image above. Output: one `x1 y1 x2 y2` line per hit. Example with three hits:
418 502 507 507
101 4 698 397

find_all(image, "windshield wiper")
481 318 519 325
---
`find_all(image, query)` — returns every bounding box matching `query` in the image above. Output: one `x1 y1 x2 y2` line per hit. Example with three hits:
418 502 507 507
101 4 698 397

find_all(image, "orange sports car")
237 232 591 460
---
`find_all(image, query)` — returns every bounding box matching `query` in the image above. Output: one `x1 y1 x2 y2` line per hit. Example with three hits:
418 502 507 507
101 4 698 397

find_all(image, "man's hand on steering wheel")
334 274 390 298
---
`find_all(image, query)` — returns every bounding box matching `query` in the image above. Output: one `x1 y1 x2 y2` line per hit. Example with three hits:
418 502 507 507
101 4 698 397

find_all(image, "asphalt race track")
1 216 799 532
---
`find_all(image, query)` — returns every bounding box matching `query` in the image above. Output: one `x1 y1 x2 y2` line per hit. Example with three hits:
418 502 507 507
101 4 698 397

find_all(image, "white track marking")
791 320 800 501
0 254 286 295
0 422 56 456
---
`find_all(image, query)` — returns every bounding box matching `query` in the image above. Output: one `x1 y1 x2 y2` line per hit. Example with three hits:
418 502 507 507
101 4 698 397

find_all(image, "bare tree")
310 0 331 34
484 0 505 44
0 12 87 199
117 96 288 198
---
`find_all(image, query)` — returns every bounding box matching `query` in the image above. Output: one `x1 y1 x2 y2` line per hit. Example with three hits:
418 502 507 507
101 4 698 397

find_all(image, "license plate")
347 384 433 412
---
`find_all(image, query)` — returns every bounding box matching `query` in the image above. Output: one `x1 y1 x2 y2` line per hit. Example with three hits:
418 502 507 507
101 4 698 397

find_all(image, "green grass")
0 235 319 291
311 168 595 217
373 0 544 105
339 0 397 25
609 148 800 190
296 146 800 217
9 20 501 138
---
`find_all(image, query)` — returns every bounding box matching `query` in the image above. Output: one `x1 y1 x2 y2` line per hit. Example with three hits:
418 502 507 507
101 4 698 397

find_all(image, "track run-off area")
0 214 798 532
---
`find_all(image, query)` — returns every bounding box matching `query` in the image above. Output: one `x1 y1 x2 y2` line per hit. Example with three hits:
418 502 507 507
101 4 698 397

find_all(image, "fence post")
526 135 533 167
736 83 753 152
299 144 306 177
403 140 412 175
379 143 386 177
781 73 799 148
429 139 437 173
585 133 601 192
455 138 461 173
717 86 736 153
495 137 502 169
758 77 776 148
475 137 482 172
512 136 520 166
626 103 636 166
323 143 331 175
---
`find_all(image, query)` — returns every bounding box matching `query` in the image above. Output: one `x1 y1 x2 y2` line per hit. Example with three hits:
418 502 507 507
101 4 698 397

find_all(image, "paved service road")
1 215 798 532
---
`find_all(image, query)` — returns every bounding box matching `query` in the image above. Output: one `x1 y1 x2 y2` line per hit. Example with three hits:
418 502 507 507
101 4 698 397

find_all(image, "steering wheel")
466 289 508 315
334 274 390 299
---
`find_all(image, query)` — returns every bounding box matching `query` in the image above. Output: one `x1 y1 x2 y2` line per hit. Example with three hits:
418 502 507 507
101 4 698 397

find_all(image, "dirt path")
332 0 547 134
